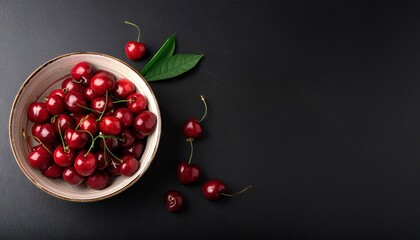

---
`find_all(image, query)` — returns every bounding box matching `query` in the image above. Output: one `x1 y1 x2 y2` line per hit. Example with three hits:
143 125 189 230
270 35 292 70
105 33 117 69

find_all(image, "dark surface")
2 0 420 239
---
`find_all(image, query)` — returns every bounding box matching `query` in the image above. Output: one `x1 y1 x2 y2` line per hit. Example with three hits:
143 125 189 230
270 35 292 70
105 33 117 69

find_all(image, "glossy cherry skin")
86 171 109 190
42 163 63 178
71 61 94 85
65 90 88 113
27 102 50 123
46 95 66 115
114 107 133 128
119 155 139 176
28 145 52 170
133 111 157 136
54 114 75 134
164 191 184 212
126 93 147 114
78 114 98 135
121 141 145 159
202 179 226 200
32 123 57 144
99 137 120 151
53 145 76 167
64 129 88 149
62 166 84 185
107 164 121 177
74 150 97 176
113 79 136 99
95 151 111 170
49 89 66 98
120 129 135 149
61 77 85 93
90 70 115 95
177 162 201 185
99 116 122 135
183 118 202 139
83 86 99 102
90 96 113 114
125 41 146 60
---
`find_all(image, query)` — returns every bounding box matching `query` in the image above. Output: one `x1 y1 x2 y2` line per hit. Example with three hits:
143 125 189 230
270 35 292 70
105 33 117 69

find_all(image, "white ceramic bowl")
9 52 161 202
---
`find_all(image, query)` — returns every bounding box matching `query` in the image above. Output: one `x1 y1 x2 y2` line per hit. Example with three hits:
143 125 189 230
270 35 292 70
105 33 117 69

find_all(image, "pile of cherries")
164 96 252 212
26 61 157 190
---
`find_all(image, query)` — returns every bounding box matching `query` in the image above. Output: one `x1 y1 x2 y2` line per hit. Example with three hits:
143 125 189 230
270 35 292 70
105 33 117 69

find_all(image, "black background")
2 0 420 239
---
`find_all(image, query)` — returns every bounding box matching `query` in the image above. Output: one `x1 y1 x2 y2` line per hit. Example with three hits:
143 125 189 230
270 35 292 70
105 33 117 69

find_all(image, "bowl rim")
9 52 162 202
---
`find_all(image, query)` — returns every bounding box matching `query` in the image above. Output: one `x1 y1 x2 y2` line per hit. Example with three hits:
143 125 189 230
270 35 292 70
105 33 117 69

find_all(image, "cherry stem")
75 115 89 130
96 90 108 122
76 104 101 114
198 95 207 122
187 138 194 165
220 185 252 197
56 119 68 152
113 99 135 104
32 136 53 155
101 137 123 162
72 78 83 84
80 130 98 157
125 20 141 42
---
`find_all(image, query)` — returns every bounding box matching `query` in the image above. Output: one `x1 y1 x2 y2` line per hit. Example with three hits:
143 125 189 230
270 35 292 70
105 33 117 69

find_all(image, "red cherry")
124 21 146 60
49 89 66 99
28 144 52 170
27 102 50 123
53 145 76 167
106 164 121 177
86 171 109 190
61 77 85 93
54 114 75 134
90 70 115 95
133 111 157 136
71 61 94 85
64 129 88 149
120 129 135 149
42 163 64 178
118 155 139 176
164 191 184 212
32 123 57 144
114 107 133 128
113 79 136 99
74 150 97 176
121 141 145 159
201 179 252 201
99 137 120 151
65 90 88 113
83 86 100 102
78 114 98 135
46 95 66 115
95 151 111 170
176 139 200 184
126 93 147 114
99 116 122 135
183 95 207 139
62 166 84 185
90 96 113 115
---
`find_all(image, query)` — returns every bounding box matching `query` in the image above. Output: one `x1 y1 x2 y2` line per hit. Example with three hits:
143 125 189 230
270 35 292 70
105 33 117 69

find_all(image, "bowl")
9 52 161 202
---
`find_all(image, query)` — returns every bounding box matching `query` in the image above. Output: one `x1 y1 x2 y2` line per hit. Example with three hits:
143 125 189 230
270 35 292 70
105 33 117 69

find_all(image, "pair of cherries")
164 96 251 212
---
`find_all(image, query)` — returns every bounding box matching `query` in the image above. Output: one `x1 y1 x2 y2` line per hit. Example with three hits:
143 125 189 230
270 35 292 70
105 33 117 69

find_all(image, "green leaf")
145 54 203 81
141 35 176 76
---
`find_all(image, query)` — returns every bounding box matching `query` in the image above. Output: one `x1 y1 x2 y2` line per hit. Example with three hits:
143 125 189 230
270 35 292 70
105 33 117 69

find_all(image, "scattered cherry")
201 179 252 201
183 95 207 139
124 21 146 60
164 190 184 212
176 139 200 185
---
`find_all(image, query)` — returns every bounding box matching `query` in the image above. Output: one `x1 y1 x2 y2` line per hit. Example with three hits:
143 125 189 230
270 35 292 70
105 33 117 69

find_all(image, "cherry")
42 163 63 178
126 93 147 114
71 61 94 85
90 70 115 95
106 164 121 177
74 150 97 176
176 139 200 185
28 144 52 170
78 114 99 135
53 145 76 167
65 90 88 113
113 79 136 99
95 151 110 170
164 191 184 212
119 155 139 176
121 141 145 159
124 21 146 60
61 77 85 93
27 102 50 123
54 114 75 134
83 86 100 102
90 96 113 115
46 95 66 115
99 137 120 151
32 123 57 144
49 89 66 99
99 116 122 135
114 107 133 128
64 129 88 149
201 179 252 201
133 111 157 136
120 129 135 149
86 171 109 190
62 166 84 185
183 95 207 139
